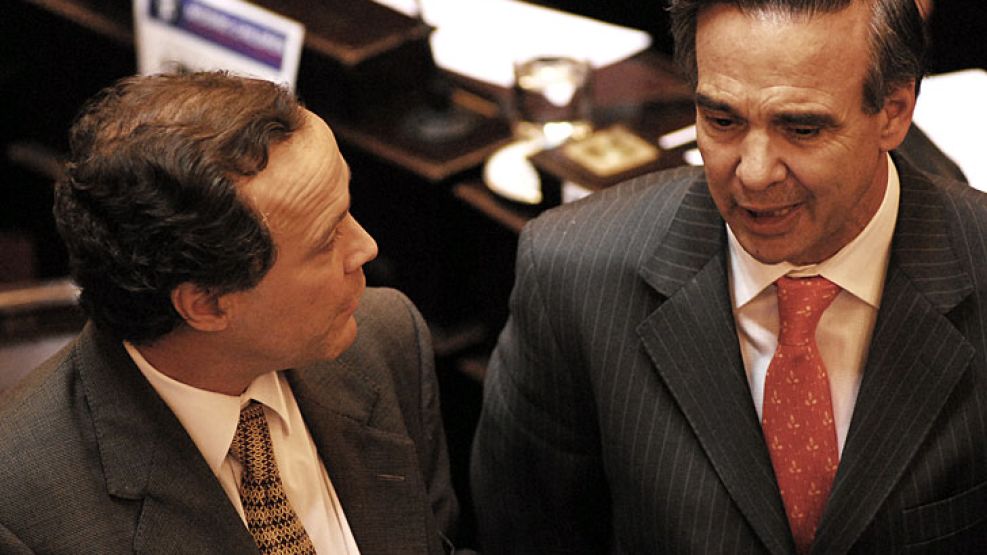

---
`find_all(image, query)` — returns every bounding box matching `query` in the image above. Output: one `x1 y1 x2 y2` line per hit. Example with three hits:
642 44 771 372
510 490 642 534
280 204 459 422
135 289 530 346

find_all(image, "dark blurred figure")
531 0 676 54
922 0 987 72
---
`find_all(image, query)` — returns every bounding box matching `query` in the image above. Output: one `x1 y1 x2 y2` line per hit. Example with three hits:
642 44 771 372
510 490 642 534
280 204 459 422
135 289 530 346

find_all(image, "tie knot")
775 275 840 346
230 401 277 482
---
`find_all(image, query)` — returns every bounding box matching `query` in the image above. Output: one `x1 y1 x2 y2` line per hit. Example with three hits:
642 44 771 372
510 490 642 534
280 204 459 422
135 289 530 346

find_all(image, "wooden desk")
21 0 428 66
21 0 695 185
22 0 133 45
452 181 539 235
21 0 514 182
453 54 697 233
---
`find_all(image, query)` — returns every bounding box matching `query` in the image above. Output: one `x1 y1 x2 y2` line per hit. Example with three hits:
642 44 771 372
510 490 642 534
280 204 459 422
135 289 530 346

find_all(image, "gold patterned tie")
762 276 841 554
229 402 317 555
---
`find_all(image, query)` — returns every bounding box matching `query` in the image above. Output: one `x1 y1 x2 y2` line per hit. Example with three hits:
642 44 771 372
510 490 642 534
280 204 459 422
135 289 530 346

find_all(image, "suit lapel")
80 322 437 553
76 325 255 554
637 179 794 555
813 157 975 553
134 433 258 554
289 361 434 554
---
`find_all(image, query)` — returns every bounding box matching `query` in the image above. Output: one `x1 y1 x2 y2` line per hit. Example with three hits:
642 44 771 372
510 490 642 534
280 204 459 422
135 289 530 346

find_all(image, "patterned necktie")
762 276 841 554
229 402 317 555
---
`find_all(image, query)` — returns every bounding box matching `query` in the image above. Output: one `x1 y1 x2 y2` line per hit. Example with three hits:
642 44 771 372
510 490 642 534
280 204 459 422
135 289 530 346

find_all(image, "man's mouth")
737 202 804 233
747 206 795 218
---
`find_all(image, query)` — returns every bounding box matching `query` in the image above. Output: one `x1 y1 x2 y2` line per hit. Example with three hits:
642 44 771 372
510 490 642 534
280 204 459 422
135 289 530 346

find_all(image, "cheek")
300 262 340 294
706 181 735 220
700 155 736 209
696 133 717 166
698 139 735 180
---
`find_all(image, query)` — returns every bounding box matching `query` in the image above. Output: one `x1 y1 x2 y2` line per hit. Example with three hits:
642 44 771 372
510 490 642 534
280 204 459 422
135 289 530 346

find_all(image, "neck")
137 327 261 396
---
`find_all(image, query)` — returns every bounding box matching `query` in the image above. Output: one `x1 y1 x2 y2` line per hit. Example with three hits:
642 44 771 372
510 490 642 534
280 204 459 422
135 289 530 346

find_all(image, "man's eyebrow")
696 93 839 129
772 112 839 128
311 200 350 253
695 93 738 115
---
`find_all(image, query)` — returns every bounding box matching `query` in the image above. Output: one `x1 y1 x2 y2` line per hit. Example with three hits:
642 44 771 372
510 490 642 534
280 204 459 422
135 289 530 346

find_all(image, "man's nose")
344 217 378 274
736 130 787 190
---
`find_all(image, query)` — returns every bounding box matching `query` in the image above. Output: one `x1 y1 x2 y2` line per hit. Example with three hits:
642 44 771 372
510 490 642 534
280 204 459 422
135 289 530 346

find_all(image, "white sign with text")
134 0 305 89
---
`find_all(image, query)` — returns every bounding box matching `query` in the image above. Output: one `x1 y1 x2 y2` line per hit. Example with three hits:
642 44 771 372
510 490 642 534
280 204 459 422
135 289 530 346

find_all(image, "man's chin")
325 318 359 361
736 238 804 266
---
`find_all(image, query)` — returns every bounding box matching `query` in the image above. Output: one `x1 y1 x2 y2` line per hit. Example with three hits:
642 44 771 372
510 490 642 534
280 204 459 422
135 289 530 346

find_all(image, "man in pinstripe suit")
472 0 987 552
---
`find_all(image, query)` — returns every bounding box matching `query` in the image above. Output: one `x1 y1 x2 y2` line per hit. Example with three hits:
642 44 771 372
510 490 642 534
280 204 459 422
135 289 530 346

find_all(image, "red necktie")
762 276 841 554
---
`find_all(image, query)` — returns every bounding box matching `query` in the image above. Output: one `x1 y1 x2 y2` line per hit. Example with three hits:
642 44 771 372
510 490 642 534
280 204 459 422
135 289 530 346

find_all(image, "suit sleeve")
471 227 611 553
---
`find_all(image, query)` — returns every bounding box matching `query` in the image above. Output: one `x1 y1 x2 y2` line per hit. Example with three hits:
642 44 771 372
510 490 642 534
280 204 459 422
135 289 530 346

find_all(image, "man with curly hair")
0 72 461 554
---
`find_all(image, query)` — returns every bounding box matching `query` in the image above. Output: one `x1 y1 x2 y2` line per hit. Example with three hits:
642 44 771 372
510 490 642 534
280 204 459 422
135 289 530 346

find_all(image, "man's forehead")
695 3 871 98
238 113 347 232
699 1 857 22
695 1 869 40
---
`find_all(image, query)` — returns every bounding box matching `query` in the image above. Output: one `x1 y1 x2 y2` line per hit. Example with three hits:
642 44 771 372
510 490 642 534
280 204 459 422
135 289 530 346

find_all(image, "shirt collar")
124 342 294 476
728 153 900 308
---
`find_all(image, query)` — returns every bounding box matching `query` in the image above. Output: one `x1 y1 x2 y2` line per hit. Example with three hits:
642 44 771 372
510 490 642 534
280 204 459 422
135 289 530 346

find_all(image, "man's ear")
170 282 230 332
878 80 917 152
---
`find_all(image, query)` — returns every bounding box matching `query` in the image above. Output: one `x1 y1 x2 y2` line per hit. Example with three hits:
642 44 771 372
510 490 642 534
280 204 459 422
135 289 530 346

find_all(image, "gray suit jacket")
0 287 459 554
472 155 987 553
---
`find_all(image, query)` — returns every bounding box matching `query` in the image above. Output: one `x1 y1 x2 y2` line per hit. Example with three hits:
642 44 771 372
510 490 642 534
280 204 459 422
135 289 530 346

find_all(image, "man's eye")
704 115 736 130
315 230 340 254
790 126 821 138
324 230 341 250
326 234 338 250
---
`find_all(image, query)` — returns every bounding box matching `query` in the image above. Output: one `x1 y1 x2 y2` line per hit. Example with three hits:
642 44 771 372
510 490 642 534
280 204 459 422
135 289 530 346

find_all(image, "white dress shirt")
124 343 360 554
728 154 900 454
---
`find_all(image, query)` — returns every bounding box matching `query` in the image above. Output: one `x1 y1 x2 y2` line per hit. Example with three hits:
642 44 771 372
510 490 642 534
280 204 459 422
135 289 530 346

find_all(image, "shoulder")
514 166 706 280
529 165 703 236
899 159 987 236
931 177 987 283
897 153 986 211
347 287 431 371
295 287 433 422
0 335 96 522
355 286 424 330
897 161 987 300
523 166 704 254
930 175 987 218
0 335 80 439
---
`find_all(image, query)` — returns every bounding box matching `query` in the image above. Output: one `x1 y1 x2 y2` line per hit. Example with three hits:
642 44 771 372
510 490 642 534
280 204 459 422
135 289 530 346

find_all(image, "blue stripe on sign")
150 0 287 70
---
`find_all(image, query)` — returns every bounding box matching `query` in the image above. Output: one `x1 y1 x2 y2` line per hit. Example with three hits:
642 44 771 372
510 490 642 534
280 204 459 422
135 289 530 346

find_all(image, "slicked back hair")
55 71 306 344
668 0 925 113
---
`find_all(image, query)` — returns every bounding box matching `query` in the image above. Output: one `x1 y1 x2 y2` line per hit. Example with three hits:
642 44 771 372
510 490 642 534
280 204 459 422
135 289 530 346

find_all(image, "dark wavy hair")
668 0 926 114
54 72 306 344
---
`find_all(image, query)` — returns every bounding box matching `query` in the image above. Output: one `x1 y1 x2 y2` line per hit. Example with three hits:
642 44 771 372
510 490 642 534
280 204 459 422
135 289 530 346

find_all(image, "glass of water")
513 56 592 148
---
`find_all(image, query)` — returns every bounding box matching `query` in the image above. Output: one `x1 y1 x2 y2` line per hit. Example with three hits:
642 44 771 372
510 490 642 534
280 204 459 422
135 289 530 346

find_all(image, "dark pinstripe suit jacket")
0 287 459 554
472 155 987 553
